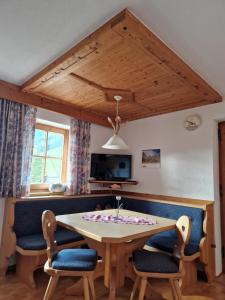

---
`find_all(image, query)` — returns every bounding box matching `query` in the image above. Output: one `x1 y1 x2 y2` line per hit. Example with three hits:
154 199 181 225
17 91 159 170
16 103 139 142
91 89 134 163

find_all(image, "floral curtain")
0 99 36 197
21 106 37 196
67 119 91 195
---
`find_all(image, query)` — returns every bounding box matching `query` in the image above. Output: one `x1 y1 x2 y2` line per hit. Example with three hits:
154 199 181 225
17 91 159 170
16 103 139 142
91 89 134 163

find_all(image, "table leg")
108 268 116 300
104 243 127 299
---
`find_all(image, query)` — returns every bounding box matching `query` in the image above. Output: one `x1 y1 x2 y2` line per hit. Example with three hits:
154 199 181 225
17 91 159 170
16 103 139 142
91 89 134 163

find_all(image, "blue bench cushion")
146 231 200 256
14 195 204 257
17 228 84 251
52 249 97 271
121 197 204 255
14 196 114 238
133 250 179 273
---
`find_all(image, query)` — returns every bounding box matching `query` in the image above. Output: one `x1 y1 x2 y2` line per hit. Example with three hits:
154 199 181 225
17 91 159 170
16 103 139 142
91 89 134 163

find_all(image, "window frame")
30 123 69 193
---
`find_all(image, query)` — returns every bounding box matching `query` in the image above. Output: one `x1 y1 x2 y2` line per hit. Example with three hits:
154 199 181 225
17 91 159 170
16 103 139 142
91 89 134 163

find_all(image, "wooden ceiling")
18 9 222 126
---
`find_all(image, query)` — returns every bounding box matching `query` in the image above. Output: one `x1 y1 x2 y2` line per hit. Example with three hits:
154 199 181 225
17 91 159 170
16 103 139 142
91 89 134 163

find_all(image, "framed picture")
142 149 161 168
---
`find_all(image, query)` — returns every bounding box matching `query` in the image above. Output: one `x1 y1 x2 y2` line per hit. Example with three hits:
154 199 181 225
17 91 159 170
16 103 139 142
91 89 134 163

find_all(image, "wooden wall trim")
19 193 112 202
19 190 213 209
104 190 212 209
0 80 109 127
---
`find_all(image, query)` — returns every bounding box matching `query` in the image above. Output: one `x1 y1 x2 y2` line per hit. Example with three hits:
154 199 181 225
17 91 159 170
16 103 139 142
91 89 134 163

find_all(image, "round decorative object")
49 183 66 193
184 114 201 131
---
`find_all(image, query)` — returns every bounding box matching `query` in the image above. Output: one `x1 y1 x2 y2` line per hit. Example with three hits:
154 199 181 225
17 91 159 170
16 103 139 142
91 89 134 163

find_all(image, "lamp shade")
102 134 128 150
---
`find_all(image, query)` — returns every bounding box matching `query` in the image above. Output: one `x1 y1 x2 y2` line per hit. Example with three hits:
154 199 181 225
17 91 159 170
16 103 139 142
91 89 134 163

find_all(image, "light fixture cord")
116 99 119 117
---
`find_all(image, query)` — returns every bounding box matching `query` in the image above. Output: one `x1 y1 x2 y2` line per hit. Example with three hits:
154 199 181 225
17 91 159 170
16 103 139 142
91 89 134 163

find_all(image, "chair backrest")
174 215 192 259
42 210 57 265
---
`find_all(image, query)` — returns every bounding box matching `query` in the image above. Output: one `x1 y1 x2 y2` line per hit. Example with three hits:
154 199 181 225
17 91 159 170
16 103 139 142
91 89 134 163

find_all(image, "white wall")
120 109 215 199
90 124 112 154
37 108 71 126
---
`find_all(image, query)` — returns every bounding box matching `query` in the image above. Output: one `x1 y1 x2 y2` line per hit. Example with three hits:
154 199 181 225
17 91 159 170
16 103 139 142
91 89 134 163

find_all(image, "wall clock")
184 114 201 131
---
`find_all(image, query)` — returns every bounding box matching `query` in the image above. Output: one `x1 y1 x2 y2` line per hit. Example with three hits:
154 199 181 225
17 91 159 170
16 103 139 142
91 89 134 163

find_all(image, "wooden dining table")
56 209 176 300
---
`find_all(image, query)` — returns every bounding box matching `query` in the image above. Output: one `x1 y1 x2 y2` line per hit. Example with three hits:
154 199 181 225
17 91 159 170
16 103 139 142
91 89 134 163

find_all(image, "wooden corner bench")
0 192 215 290
0 194 114 288
117 192 215 289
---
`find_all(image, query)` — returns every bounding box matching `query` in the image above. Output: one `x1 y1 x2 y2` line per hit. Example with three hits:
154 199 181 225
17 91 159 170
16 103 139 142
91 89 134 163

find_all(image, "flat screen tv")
90 153 132 181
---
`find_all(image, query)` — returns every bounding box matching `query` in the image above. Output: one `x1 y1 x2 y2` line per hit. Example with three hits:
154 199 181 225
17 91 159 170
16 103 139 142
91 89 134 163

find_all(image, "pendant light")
102 96 128 149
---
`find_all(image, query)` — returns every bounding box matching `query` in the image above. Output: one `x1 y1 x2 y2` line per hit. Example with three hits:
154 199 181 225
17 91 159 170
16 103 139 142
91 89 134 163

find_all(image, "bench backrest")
121 197 204 244
14 195 204 245
14 196 114 238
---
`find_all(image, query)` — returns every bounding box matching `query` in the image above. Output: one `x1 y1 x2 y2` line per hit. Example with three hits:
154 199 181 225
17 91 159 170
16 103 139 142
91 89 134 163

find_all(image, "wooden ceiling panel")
20 9 222 126
73 41 167 90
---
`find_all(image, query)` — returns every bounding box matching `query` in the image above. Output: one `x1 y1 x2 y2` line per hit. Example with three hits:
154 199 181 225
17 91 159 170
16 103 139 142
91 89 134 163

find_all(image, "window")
30 123 68 192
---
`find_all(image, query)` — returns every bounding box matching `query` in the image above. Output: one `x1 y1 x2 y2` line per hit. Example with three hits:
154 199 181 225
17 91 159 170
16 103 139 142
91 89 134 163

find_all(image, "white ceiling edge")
0 0 224 98
36 108 71 127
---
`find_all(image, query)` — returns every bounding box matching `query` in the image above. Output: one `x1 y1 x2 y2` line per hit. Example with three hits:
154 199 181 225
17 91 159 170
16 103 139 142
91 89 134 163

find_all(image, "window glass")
31 157 44 183
44 158 62 183
30 124 68 188
33 129 46 156
47 132 64 157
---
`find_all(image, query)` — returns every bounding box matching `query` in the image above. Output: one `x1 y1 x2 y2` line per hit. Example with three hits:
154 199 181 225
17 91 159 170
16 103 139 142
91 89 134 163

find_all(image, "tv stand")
89 179 138 190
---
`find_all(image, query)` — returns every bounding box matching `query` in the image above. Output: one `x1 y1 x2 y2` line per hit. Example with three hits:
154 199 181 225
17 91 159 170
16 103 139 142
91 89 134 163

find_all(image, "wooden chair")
130 215 192 300
42 210 97 300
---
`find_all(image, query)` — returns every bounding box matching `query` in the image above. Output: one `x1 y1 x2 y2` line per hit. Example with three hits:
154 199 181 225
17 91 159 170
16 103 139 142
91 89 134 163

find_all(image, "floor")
0 269 224 300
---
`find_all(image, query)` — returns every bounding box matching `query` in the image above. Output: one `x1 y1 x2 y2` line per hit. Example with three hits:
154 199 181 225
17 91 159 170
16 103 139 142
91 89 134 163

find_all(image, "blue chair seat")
146 232 199 256
133 250 179 273
52 249 97 271
17 229 84 250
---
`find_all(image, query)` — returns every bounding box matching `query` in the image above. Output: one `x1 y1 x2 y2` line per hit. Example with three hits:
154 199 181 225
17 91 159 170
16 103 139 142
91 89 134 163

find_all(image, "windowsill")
29 191 52 196
25 192 69 200
29 189 67 196
21 192 110 200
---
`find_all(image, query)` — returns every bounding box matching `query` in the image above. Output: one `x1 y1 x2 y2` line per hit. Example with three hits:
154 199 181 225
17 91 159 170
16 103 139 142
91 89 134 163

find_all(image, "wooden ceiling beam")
70 72 135 103
70 73 106 91
0 80 110 127
70 72 132 95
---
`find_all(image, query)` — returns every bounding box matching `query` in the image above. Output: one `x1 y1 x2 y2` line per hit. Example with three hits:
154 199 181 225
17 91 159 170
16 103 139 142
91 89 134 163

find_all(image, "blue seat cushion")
17 229 84 250
52 249 97 271
146 231 199 256
133 250 179 273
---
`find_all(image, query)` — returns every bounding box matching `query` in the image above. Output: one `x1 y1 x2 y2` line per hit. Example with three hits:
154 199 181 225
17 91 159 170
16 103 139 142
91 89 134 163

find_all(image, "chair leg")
130 276 140 300
138 277 147 300
173 279 183 300
169 279 178 300
83 276 90 300
88 276 96 300
43 276 59 300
